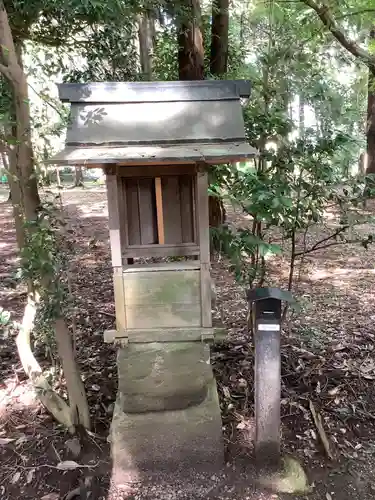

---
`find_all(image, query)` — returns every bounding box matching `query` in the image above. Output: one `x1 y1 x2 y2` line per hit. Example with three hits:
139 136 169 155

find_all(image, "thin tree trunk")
210 0 229 76
0 1 90 432
55 318 90 429
74 165 84 187
16 295 75 432
138 11 154 80
1 149 8 169
299 93 305 139
1 150 11 200
56 166 61 187
364 28 375 197
366 70 375 172
359 152 366 175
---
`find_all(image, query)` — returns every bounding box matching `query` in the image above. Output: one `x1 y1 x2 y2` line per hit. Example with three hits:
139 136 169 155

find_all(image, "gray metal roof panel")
47 142 258 166
58 80 251 103
65 100 247 146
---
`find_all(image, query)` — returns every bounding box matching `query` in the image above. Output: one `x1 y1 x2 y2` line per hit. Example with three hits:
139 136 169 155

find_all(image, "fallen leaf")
41 494 59 500
0 437 15 445
16 434 28 446
236 421 246 430
26 468 35 484
326 493 332 500
11 471 21 484
57 460 81 470
222 386 231 399
328 386 340 396
91 384 100 392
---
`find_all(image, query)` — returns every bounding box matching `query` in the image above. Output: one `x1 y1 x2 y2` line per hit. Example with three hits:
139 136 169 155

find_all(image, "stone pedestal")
110 341 224 481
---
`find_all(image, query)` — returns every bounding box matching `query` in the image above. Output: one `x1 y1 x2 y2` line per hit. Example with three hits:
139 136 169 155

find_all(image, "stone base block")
110 380 224 483
117 342 213 413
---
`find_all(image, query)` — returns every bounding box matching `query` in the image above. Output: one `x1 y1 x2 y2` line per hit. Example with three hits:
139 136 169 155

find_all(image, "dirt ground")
1 187 375 499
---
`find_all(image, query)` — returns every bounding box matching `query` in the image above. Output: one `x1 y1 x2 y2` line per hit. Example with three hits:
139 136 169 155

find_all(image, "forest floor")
1 187 375 500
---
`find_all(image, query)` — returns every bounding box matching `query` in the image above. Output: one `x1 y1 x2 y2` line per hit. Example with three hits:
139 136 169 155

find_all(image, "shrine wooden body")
104 162 214 344
49 79 257 345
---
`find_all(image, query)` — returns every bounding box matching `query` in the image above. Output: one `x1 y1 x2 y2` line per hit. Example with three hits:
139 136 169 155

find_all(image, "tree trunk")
138 11 154 80
177 0 204 80
1 149 8 170
16 294 75 432
367 70 375 173
74 165 84 187
1 150 11 200
210 0 229 76
1 32 41 248
299 93 305 139
208 0 230 228
0 1 90 432
56 166 61 187
55 318 90 429
359 152 366 176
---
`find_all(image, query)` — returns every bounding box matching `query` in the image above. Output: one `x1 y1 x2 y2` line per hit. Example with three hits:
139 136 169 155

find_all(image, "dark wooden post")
247 288 294 468
253 296 281 466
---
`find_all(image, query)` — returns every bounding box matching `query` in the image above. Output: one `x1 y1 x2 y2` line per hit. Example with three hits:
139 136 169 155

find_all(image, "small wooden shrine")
50 80 257 478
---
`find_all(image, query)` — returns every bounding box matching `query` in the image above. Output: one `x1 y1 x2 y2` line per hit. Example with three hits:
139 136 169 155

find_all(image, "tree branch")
294 238 361 257
301 0 375 70
295 226 349 257
294 225 353 257
336 9 375 20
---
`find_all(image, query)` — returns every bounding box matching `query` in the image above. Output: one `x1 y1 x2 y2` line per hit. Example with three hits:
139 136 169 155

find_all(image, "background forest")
2 0 375 288
2 1 375 499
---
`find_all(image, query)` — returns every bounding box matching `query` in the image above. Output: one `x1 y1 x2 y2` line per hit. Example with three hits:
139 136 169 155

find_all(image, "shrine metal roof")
48 80 258 166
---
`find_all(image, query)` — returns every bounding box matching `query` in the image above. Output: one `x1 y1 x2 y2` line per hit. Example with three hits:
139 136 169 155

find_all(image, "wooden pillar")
106 169 127 333
196 163 212 328
106 170 123 268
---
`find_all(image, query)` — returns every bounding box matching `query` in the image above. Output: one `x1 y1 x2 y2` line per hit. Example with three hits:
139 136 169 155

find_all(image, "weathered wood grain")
106 173 123 267
196 165 212 328
123 269 200 305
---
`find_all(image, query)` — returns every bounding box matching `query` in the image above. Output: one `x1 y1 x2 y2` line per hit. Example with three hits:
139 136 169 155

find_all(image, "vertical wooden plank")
179 175 194 243
106 173 123 267
126 179 141 245
196 165 212 327
155 177 165 244
113 267 126 332
118 176 129 248
192 173 198 246
138 178 157 244
162 175 183 244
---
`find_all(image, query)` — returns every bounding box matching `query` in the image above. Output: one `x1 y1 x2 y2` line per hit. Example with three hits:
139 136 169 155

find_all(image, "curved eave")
46 142 258 167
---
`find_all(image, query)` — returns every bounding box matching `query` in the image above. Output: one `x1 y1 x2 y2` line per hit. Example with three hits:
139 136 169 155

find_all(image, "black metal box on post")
49 80 258 478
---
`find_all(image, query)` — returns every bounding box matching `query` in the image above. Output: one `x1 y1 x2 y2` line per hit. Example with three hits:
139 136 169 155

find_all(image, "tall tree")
367 27 375 179
0 6 40 249
175 0 227 227
210 0 229 76
208 0 230 227
0 0 92 431
138 10 155 80
177 0 204 80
